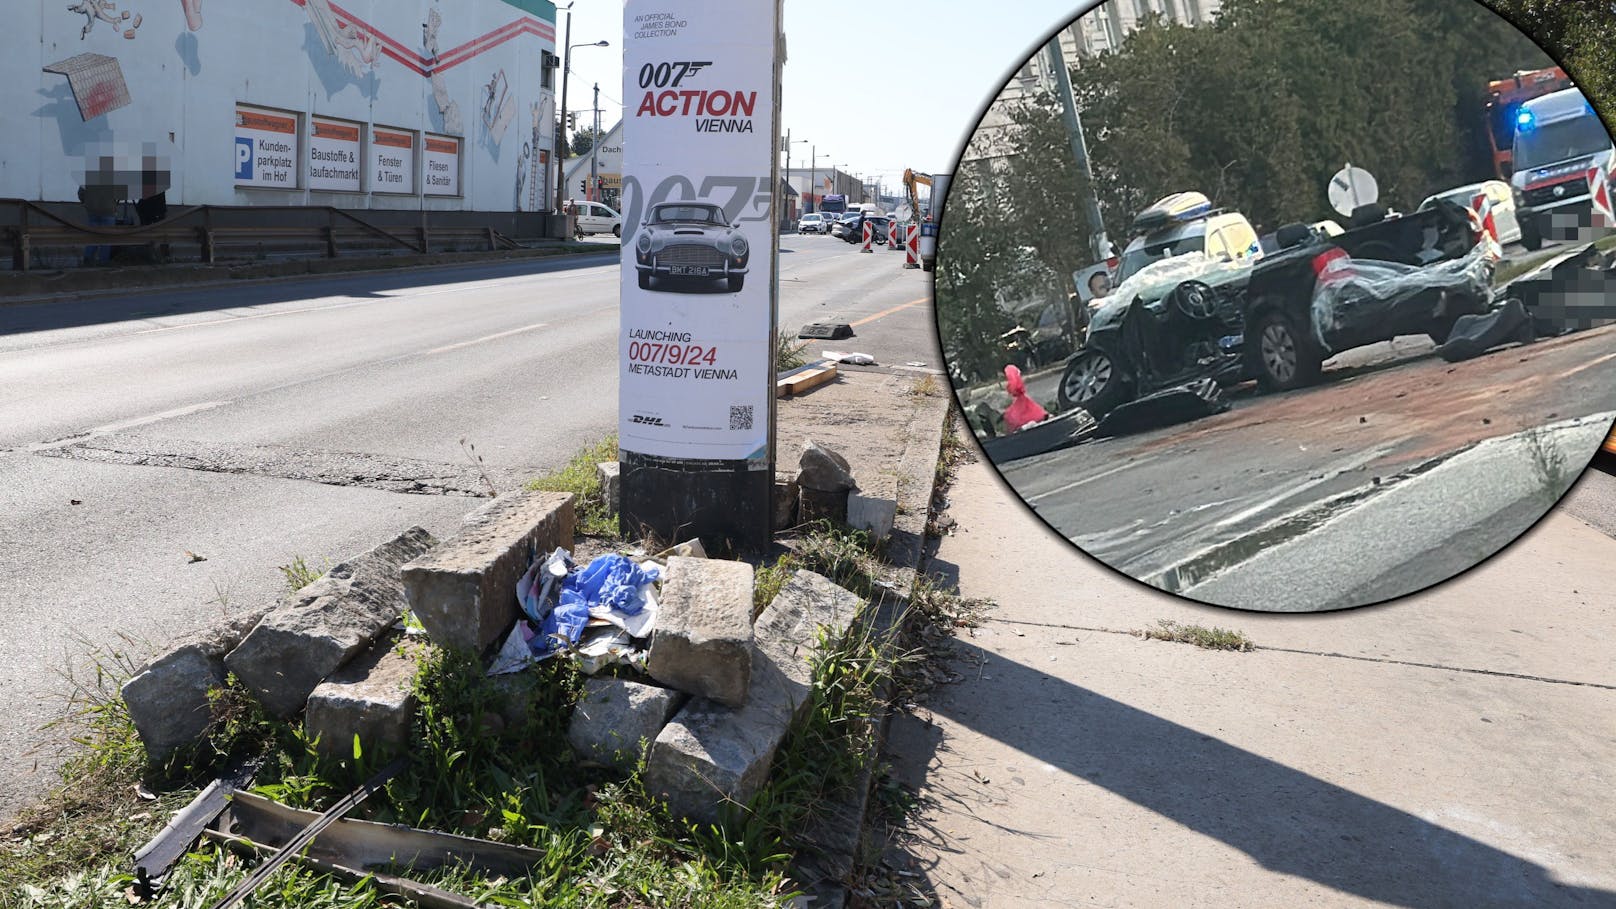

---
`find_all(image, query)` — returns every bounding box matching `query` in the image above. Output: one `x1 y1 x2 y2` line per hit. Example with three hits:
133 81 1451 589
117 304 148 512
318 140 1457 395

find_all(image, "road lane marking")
30 399 233 451
849 296 928 328
1211 446 1391 529
426 322 549 355
134 298 373 334
1554 350 1616 381
1022 455 1162 503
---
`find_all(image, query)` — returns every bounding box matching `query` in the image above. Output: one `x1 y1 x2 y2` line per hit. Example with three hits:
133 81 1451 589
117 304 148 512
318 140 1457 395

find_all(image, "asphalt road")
994 320 1616 612
0 234 936 823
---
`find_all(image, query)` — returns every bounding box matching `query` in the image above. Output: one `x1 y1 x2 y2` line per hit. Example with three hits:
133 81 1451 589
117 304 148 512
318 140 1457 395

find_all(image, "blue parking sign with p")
235 137 254 180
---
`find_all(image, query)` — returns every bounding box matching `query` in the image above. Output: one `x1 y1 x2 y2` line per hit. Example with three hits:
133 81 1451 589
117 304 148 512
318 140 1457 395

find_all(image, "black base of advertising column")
619 452 773 554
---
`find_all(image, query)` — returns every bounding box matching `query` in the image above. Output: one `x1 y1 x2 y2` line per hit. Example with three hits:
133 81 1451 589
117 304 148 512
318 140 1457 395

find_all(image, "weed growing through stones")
526 434 621 538
459 436 499 497
1523 426 1573 508
278 555 323 592
1138 620 1254 652
906 374 942 398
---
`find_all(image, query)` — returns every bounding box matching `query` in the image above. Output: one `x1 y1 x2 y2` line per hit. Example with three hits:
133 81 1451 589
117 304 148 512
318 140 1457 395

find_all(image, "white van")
1510 87 1613 250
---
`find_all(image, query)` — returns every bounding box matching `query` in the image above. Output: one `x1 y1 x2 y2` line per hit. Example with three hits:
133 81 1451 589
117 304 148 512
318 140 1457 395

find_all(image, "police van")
1510 87 1614 250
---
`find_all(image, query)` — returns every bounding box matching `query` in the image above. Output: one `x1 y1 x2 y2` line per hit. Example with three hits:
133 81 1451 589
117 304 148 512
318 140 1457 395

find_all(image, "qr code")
729 404 754 431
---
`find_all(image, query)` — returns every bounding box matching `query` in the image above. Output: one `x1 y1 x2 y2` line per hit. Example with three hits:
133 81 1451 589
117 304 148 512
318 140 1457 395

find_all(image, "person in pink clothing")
1002 364 1048 432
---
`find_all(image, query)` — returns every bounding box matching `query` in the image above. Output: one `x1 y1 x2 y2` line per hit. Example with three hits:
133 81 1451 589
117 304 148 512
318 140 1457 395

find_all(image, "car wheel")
728 274 745 292
613 224 622 238
1057 347 1130 416
1519 216 1543 251
638 272 651 290
1249 309 1323 391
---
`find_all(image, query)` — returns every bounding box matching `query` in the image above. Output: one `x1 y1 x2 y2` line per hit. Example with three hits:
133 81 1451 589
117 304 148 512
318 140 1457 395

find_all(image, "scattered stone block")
121 606 270 760
225 527 436 718
773 470 800 530
597 462 621 516
798 441 856 492
402 489 576 654
646 570 864 824
847 493 897 540
647 557 754 706
304 634 423 759
567 677 685 771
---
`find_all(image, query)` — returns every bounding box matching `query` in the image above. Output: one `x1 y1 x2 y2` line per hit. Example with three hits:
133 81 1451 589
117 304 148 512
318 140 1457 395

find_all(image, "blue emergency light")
1516 108 1535 131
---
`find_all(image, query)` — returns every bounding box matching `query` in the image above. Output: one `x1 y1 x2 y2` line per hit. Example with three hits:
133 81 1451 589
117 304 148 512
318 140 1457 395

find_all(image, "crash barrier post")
1469 193 1504 262
904 224 921 268
861 221 873 253
1588 161 1615 228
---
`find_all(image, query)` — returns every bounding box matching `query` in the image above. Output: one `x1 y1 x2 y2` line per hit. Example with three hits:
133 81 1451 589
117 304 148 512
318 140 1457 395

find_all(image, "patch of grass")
906 374 942 398
752 554 800 617
786 521 888 599
278 555 323 592
776 331 810 371
1137 620 1254 652
526 434 621 538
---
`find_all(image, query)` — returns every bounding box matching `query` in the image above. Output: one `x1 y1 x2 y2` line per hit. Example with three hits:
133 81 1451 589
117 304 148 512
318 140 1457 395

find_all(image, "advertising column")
618 0 782 548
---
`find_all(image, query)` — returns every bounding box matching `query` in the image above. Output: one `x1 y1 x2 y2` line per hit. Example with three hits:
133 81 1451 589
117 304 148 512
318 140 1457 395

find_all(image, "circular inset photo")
935 0 1616 612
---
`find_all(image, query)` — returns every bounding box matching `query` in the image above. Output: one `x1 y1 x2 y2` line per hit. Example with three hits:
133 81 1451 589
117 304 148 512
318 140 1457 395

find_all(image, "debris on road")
822 350 876 365
776 360 838 397
980 409 1098 463
1093 378 1229 438
1438 298 1532 362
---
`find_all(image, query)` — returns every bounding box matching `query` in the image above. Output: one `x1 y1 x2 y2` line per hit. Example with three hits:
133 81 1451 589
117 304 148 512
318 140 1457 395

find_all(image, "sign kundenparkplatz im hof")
617 0 782 548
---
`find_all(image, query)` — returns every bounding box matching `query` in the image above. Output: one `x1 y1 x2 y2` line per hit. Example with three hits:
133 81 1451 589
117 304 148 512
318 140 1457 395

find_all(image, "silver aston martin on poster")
633 201 751 292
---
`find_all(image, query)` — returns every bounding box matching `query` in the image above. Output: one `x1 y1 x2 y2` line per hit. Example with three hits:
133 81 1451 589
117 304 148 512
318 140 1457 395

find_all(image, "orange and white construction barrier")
1469 192 1503 261
1588 160 1615 228
904 224 921 268
861 220 874 253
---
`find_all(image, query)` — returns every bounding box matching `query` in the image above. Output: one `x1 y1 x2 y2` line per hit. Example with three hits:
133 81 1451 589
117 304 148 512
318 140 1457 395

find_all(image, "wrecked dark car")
1057 202 1488 414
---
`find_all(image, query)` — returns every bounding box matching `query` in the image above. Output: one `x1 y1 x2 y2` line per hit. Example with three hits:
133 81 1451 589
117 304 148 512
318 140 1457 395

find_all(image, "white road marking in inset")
1554 350 1616 381
1022 455 1162 504
1211 447 1391 529
425 322 549 355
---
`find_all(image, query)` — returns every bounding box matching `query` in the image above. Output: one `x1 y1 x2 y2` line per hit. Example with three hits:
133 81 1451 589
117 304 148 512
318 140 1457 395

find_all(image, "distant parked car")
572 201 622 238
633 201 750 292
798 212 829 234
829 214 859 239
1418 180 1522 246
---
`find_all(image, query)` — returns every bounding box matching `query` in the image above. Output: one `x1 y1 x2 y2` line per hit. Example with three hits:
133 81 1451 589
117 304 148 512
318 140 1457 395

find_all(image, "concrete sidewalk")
879 448 1616 908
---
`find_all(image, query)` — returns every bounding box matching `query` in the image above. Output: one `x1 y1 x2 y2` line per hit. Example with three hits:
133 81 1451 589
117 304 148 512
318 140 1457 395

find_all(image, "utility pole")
1044 34 1108 261
807 144 816 213
555 4 573 212
589 82 600 202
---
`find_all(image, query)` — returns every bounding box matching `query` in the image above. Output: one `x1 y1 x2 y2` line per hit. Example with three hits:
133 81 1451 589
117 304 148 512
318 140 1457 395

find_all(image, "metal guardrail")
0 199 525 272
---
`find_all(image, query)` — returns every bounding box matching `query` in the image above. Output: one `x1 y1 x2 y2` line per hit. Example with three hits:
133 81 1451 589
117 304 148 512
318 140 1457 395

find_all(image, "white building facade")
6 0 559 212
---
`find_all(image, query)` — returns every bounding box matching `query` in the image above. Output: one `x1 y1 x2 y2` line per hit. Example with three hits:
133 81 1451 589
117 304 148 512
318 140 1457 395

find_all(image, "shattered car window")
1118 232 1207 282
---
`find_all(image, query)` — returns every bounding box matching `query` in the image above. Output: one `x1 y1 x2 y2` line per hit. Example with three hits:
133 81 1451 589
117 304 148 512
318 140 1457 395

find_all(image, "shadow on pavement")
885 638 1610 908
0 252 615 338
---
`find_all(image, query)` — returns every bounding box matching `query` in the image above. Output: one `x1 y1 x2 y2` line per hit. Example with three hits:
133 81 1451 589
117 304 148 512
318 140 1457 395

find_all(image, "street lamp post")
557 27 610 211
785 136 809 223
806 148 826 213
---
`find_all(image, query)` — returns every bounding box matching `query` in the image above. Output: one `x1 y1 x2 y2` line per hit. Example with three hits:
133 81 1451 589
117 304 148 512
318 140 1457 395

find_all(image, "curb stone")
787 391 952 907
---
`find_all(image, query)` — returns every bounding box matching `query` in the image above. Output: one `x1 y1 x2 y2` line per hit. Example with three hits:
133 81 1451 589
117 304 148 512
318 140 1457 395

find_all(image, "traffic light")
580 180 587 192
567 112 578 130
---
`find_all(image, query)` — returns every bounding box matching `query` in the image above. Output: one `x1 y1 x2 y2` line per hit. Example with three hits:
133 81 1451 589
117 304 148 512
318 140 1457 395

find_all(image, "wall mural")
43 53 132 120
68 1 143 40
422 7 464 134
517 94 553 211
303 0 380 77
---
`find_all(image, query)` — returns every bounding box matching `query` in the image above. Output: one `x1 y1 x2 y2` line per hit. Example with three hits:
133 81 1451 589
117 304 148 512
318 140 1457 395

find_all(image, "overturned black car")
1057 202 1490 415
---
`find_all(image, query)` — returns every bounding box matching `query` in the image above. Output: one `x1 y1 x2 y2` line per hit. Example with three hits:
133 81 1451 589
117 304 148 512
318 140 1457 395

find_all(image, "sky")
557 0 1102 194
